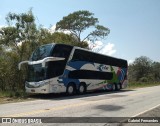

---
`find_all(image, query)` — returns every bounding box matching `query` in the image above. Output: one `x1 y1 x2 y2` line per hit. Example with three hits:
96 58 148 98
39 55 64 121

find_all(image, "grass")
0 90 32 104
0 90 27 98
127 82 160 89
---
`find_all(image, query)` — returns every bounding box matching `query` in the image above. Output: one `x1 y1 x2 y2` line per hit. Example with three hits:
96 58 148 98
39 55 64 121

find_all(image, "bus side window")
72 50 80 61
52 45 72 61
72 49 85 61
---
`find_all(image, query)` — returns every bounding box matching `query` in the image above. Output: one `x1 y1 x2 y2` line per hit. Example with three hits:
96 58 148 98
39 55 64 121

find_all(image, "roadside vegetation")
127 82 160 89
128 56 160 89
0 90 31 104
0 9 159 103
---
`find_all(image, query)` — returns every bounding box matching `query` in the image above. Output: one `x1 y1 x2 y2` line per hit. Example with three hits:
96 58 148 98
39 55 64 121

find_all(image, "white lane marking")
132 103 160 117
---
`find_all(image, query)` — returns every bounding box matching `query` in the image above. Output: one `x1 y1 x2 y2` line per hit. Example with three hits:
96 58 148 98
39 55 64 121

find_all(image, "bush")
139 77 148 82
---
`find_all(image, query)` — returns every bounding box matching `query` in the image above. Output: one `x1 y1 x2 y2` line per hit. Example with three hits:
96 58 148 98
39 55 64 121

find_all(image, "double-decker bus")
19 43 128 94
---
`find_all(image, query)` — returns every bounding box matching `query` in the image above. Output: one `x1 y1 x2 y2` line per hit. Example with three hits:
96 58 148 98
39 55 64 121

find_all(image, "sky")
0 0 160 63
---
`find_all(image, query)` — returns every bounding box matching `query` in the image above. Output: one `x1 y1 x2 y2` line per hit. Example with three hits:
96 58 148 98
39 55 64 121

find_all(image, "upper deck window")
72 49 127 68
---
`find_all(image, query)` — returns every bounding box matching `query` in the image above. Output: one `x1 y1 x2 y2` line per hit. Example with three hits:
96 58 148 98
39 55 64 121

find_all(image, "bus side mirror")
42 57 65 67
18 61 29 70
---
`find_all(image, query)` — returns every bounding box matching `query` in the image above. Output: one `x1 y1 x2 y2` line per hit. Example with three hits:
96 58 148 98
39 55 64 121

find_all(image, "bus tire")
66 83 75 95
120 83 122 89
116 83 121 91
78 83 86 94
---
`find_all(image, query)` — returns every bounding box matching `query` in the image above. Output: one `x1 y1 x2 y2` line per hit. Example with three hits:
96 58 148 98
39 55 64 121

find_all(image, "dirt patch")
0 97 33 104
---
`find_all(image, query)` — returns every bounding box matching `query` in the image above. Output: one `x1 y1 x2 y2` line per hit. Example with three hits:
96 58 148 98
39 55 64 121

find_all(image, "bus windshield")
27 44 73 82
30 44 54 61
28 64 47 82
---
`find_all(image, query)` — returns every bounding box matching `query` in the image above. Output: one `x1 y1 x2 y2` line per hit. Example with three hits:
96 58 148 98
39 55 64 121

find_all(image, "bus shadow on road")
28 89 135 101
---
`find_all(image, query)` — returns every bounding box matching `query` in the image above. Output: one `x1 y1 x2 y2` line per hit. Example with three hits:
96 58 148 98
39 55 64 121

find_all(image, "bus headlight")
37 81 50 87
25 81 50 88
25 82 35 88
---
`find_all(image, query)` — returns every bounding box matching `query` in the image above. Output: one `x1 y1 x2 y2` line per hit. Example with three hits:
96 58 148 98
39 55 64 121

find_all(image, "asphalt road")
0 86 160 126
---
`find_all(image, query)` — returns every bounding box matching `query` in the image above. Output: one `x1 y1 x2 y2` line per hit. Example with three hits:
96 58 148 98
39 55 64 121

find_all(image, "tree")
0 9 38 61
56 10 110 46
37 27 88 48
128 56 153 82
152 62 160 82
0 9 39 92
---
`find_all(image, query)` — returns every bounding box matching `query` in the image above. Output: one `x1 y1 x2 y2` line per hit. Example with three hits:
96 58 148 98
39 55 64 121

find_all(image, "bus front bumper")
25 85 50 94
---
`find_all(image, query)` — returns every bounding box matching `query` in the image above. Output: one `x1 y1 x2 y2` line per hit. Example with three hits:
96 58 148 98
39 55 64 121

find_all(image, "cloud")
0 25 4 29
128 59 134 64
88 41 103 50
49 25 56 33
49 25 71 34
88 41 117 56
0 24 7 29
100 43 117 56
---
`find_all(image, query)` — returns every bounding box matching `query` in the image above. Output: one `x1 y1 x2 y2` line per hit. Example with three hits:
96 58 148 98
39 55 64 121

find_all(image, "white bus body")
19 43 128 94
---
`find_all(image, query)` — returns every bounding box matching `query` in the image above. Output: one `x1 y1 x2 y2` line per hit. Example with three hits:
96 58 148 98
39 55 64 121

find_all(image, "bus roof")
44 43 127 63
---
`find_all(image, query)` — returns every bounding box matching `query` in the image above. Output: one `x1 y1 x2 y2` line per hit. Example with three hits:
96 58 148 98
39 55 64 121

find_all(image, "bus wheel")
116 83 121 91
66 83 75 95
78 83 86 94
